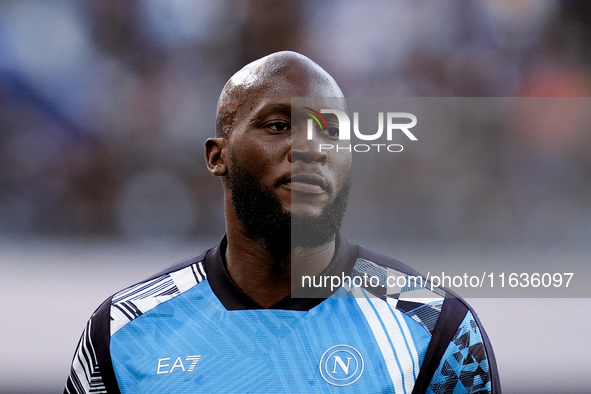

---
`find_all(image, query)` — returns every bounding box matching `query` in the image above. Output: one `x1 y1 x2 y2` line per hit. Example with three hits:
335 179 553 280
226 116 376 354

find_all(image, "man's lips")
283 173 327 194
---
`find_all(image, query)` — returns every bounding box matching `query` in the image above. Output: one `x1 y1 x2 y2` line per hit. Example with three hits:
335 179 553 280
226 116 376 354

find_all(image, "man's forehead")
224 77 342 123
242 92 347 125
216 51 344 137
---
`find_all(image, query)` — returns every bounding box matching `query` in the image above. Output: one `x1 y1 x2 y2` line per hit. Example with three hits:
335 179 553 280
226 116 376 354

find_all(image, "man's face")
224 68 351 247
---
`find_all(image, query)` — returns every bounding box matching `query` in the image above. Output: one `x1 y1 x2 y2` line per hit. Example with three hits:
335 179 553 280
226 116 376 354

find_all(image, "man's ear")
205 137 228 176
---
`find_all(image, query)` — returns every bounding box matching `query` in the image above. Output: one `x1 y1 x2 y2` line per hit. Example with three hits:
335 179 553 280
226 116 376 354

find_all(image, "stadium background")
1 1 590 392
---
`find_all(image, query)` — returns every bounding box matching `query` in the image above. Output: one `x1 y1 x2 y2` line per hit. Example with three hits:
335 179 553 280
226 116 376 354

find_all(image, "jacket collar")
205 234 358 311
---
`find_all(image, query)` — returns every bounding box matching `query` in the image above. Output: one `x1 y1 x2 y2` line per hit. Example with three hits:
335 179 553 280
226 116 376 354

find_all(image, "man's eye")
266 122 291 132
325 127 339 138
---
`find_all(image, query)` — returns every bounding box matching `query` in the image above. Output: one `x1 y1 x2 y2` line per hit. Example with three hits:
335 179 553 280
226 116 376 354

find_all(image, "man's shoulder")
106 249 211 334
350 244 500 392
78 247 213 347
113 248 210 299
65 247 216 394
351 243 478 322
348 244 447 335
348 243 487 336
143 249 210 282
355 245 426 278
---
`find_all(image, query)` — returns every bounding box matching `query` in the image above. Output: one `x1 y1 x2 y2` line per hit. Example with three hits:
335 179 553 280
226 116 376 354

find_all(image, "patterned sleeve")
64 317 108 394
64 297 120 394
427 311 493 394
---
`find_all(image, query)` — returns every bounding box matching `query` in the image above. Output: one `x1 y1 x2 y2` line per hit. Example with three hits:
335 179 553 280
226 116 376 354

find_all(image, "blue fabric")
427 312 491 394
111 281 432 393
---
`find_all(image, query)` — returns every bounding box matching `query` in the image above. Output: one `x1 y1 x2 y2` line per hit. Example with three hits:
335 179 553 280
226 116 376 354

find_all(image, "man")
65 51 500 393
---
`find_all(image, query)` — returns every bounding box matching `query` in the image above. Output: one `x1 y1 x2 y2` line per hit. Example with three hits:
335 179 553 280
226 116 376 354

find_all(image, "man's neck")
224 226 335 308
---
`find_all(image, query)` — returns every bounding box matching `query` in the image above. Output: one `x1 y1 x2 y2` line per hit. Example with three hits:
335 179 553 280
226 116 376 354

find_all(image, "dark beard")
226 158 350 253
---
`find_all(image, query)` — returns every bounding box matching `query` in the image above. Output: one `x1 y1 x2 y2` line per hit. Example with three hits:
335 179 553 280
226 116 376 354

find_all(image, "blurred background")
1 0 590 392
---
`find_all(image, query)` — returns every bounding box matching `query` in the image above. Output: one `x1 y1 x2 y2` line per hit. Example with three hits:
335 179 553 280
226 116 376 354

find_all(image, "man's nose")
289 127 328 164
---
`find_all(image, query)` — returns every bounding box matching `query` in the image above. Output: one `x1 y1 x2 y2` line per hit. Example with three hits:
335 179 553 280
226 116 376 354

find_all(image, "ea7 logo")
156 355 201 374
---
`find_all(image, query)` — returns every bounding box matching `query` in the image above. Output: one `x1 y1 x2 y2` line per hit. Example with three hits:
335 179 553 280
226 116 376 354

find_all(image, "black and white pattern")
352 257 445 333
404 301 443 334
111 262 206 335
428 314 492 394
64 319 107 394
65 261 206 394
